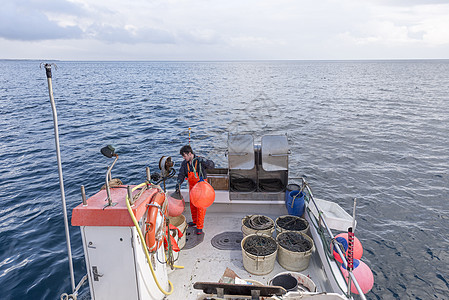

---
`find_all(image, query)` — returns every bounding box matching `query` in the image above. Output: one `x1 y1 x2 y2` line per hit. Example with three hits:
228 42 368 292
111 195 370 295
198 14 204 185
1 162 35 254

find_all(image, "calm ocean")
0 60 448 299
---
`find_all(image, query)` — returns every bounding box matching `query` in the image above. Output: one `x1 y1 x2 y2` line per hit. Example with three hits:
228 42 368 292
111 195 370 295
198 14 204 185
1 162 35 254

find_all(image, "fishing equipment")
340 259 374 294
275 215 309 236
227 134 288 199
332 232 363 263
158 156 176 191
241 215 275 236
167 191 185 217
241 234 278 275
277 231 314 271
190 178 215 208
303 178 369 299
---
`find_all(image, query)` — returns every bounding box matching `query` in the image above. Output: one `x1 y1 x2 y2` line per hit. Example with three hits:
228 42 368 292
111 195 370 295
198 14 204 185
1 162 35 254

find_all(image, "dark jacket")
176 155 215 188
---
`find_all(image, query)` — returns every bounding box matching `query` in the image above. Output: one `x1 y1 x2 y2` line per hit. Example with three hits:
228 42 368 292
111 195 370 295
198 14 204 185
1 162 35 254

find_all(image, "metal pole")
81 185 87 206
128 185 137 206
44 64 76 292
188 127 191 145
105 155 118 206
146 167 151 183
347 198 357 296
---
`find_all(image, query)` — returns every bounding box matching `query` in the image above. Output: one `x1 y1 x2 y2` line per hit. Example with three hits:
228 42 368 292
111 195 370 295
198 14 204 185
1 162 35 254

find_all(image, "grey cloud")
0 0 176 44
17 0 87 16
0 0 84 41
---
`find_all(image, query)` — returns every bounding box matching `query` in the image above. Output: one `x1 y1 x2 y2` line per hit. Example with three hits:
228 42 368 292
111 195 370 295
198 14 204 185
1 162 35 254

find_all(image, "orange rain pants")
187 163 207 230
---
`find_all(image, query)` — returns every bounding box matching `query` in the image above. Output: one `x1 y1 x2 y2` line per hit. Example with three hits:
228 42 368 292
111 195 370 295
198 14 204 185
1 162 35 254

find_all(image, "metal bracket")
103 202 118 209
251 289 261 300
216 287 224 298
92 266 103 281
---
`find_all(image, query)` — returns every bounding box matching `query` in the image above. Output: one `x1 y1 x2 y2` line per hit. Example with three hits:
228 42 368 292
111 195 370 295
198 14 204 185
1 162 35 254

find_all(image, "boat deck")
166 200 334 299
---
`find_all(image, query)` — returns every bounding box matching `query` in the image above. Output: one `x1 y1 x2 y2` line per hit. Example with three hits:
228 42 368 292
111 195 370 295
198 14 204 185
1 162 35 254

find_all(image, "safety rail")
297 178 367 300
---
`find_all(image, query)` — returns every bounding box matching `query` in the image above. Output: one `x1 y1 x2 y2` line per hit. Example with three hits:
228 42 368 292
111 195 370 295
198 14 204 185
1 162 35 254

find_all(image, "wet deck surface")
166 202 330 299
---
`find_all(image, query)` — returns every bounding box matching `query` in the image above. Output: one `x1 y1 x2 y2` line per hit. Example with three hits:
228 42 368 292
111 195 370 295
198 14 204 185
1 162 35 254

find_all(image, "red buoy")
167 194 185 217
190 180 215 208
340 259 374 294
332 233 363 263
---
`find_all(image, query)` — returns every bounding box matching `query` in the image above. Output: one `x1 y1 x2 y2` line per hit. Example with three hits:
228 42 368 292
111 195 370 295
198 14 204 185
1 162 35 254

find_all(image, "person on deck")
176 145 215 235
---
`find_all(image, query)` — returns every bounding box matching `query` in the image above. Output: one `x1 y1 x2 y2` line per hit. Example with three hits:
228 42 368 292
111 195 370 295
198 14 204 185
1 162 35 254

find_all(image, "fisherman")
175 145 215 235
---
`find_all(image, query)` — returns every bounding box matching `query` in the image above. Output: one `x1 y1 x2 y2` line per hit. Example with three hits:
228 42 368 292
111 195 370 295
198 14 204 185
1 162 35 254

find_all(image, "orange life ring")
145 191 167 252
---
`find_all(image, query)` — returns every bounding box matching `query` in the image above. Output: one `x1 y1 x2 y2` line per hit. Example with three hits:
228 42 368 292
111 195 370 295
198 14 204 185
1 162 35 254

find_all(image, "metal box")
228 134 288 200
207 168 229 190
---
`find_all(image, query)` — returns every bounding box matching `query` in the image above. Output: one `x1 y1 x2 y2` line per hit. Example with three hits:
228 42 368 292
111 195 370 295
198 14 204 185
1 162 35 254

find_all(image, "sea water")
0 60 448 299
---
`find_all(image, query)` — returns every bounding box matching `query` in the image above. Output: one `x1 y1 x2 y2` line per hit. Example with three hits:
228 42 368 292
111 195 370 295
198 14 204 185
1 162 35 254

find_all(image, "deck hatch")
211 231 243 250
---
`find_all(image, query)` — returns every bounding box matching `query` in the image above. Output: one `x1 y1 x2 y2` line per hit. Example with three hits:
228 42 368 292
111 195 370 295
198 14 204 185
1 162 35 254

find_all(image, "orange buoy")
145 192 167 252
332 233 363 263
190 179 215 208
340 259 374 294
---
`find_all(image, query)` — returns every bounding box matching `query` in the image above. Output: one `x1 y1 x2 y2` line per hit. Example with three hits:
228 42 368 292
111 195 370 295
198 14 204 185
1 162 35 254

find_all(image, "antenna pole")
44 64 76 292
188 127 191 145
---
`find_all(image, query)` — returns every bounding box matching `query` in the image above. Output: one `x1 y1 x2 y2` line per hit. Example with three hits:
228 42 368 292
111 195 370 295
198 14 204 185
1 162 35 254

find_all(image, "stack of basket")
240 214 315 275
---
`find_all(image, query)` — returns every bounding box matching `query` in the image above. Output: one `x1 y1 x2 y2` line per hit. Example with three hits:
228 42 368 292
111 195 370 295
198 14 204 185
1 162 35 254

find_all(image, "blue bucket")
285 184 300 199
286 190 305 217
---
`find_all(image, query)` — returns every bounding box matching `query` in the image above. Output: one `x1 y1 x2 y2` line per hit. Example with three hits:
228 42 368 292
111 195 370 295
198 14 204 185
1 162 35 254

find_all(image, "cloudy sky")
1 0 448 60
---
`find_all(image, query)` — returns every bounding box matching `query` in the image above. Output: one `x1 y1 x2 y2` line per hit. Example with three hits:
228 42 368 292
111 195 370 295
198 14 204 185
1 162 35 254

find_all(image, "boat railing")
294 177 367 300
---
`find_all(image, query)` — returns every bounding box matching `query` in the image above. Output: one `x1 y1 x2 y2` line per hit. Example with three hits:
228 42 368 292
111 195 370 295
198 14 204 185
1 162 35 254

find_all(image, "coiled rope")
230 176 256 192
243 235 277 256
258 178 284 192
277 216 308 231
230 176 285 192
243 215 274 230
278 232 313 252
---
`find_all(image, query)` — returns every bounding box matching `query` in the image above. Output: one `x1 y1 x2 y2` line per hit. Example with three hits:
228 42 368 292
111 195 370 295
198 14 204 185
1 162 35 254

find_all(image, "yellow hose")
125 182 182 295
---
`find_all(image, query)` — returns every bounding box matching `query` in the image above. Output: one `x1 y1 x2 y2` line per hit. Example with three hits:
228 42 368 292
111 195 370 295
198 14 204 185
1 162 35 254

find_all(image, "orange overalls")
187 160 207 230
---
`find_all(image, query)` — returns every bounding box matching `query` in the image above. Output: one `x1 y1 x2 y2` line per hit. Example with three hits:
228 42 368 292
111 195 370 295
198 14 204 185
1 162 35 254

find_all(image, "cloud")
0 0 448 60
334 3 449 48
0 0 179 45
0 0 83 41
86 24 176 44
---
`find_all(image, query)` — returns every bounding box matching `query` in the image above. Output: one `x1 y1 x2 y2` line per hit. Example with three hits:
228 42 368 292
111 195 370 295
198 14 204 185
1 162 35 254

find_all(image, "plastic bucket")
270 273 298 291
277 232 314 271
168 214 187 249
285 183 301 199
241 215 275 237
285 191 305 217
241 234 278 275
271 271 317 293
275 215 309 236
